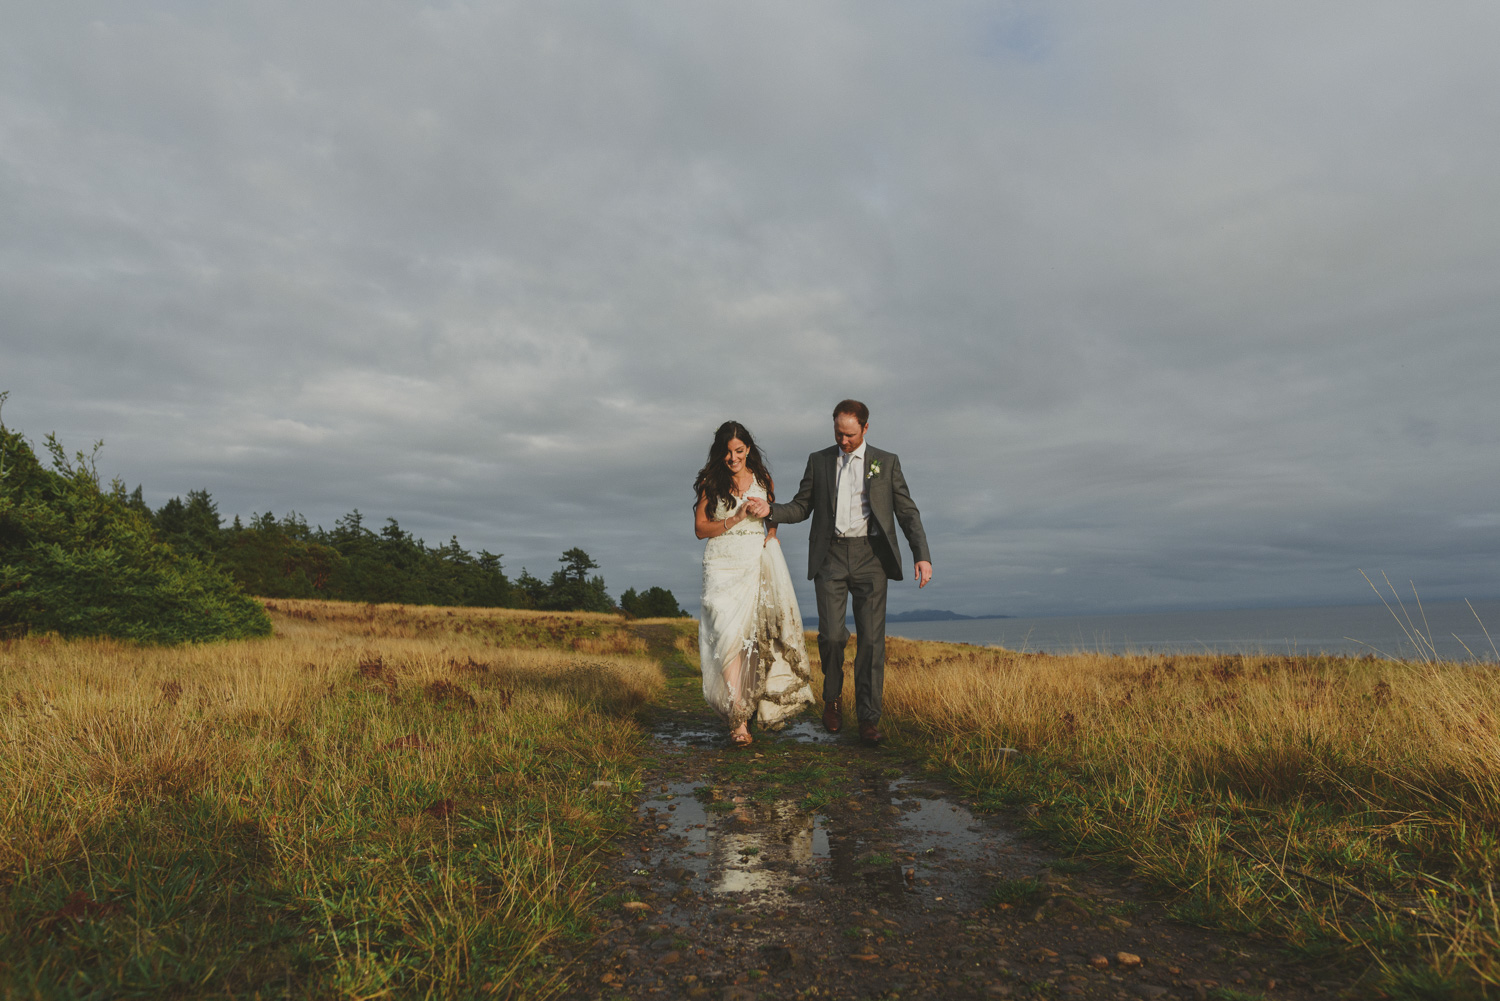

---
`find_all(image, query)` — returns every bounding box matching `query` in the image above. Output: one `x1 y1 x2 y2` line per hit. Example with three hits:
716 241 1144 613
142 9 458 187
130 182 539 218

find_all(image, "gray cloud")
3 1 1497 616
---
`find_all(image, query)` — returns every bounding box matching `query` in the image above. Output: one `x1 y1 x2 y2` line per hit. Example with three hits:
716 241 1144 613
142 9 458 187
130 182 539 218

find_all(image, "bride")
693 421 814 747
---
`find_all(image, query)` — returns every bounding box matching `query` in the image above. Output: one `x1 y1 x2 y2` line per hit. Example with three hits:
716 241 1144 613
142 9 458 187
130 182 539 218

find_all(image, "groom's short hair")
833 399 869 425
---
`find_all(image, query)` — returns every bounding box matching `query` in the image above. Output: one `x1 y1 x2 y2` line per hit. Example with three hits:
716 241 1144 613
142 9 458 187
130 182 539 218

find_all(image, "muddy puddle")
623 715 1031 921
653 714 840 749
581 634 1335 1000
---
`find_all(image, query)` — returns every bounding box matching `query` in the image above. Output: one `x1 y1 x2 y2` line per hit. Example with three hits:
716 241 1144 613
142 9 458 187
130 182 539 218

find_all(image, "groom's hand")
914 561 932 588
744 497 771 518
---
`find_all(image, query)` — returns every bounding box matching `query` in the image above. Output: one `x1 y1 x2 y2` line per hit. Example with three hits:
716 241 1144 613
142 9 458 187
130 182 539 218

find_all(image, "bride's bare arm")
695 493 750 540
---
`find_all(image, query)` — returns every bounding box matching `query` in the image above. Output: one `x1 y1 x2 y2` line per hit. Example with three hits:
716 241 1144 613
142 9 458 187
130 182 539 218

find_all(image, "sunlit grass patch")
803 634 1500 991
263 596 641 652
0 599 661 998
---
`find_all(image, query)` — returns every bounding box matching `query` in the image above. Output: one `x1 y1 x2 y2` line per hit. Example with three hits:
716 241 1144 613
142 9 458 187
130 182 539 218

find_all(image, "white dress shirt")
834 441 872 537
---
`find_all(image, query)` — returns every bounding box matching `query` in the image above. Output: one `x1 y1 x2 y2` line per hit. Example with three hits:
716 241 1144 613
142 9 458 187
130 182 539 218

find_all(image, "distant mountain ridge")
805 608 1011 626
890 609 1011 622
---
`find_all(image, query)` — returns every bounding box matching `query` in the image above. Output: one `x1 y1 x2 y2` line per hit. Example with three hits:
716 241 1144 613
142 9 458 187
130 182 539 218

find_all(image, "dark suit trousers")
815 537 888 724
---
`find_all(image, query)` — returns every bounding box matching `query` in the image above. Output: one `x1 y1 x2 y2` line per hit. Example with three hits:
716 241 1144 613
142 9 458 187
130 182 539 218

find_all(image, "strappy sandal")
729 728 753 748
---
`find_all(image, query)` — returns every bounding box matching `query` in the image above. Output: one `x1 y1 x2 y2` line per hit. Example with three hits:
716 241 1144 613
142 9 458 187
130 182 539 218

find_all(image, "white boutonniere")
866 459 882 480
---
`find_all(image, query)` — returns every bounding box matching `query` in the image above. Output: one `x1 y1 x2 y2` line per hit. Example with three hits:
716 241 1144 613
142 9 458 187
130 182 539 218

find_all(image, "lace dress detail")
699 481 814 729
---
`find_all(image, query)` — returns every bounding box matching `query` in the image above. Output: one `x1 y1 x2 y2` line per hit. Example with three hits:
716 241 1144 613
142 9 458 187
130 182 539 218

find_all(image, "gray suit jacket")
769 444 931 581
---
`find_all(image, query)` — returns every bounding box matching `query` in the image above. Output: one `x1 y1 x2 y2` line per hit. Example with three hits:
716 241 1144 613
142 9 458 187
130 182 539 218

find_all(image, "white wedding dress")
699 480 814 729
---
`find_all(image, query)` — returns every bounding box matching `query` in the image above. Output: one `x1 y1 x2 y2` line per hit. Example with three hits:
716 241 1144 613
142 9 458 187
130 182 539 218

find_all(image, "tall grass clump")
0 600 661 998
0 402 269 643
814 637 1500 993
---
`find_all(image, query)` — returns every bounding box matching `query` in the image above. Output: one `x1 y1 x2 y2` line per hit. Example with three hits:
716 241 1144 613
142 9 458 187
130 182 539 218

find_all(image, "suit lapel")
821 446 840 520
865 447 889 519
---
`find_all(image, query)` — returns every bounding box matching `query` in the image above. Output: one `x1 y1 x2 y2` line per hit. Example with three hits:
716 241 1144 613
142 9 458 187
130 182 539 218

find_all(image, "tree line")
0 401 686 644
137 488 684 617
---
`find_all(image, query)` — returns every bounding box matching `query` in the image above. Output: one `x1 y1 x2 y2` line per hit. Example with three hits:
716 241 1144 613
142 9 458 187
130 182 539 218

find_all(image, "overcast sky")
3 2 1497 617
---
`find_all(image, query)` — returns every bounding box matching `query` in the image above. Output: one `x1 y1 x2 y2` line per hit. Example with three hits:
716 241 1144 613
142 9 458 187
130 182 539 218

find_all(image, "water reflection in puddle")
656 728 724 747
633 771 1015 913
654 717 836 748
777 719 840 744
637 783 832 904
889 777 999 851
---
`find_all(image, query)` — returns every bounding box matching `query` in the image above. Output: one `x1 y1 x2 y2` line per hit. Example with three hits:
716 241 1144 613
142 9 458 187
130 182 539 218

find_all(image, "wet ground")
569 640 1355 1000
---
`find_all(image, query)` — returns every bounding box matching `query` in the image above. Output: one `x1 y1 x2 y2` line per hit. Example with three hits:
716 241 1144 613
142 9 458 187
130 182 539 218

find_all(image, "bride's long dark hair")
694 421 773 516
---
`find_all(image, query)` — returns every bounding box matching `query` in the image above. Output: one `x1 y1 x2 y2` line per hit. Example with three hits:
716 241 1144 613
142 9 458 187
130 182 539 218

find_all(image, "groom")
744 399 932 745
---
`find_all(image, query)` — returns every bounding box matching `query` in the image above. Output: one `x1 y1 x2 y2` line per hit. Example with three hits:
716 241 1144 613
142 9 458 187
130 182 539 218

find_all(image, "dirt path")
570 631 1350 1000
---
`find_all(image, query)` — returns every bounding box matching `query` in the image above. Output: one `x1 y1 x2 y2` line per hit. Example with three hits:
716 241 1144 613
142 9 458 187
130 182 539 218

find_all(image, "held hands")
743 497 771 519
914 561 933 588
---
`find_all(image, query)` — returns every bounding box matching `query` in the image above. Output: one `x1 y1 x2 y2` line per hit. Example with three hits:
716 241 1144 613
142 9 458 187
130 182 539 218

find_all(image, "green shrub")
0 404 270 643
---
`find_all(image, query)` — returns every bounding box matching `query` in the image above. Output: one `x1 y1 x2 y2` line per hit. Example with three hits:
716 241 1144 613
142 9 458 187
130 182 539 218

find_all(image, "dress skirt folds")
699 485 814 729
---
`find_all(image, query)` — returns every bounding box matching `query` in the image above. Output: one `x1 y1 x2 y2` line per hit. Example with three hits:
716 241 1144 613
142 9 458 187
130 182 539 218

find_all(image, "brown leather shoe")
822 698 843 733
858 721 884 746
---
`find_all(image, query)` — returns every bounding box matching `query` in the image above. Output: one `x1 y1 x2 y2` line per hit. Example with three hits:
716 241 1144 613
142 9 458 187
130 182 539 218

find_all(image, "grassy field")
5 599 1497 998
859 637 1500 998
0 600 661 999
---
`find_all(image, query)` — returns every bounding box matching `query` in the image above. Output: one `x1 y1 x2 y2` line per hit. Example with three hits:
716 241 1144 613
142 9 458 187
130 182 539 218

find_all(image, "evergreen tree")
154 495 187 538
620 585 688 618
220 509 342 598
279 510 313 540
544 548 611 612
558 547 599 583
0 407 269 644
332 508 366 542
514 567 549 609
469 549 513 607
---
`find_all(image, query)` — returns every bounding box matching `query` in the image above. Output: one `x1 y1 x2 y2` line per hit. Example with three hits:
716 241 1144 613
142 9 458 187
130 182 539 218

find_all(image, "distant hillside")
806 608 1010 626
890 609 1011 622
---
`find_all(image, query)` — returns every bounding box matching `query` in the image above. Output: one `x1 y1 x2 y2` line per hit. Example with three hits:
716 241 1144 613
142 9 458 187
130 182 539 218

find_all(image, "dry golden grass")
13 592 1495 995
262 596 647 652
0 599 661 999
808 636 1500 994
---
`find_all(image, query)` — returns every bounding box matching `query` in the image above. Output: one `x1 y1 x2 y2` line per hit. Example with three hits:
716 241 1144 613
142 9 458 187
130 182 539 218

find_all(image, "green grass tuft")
987 876 1047 910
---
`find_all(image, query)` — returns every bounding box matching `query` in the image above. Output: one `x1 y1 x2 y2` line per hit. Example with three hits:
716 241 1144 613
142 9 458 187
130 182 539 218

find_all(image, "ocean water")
882 599 1500 661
